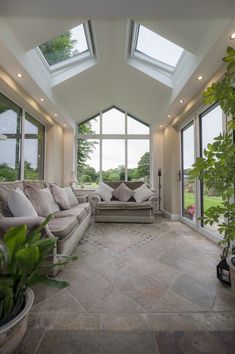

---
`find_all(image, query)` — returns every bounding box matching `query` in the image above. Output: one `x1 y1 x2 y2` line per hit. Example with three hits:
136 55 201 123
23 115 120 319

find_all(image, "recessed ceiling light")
160 125 162 128
197 75 203 81
179 99 184 104
54 113 58 117
16 73 23 78
229 32 235 40
40 98 45 102
168 114 171 118
64 124 67 127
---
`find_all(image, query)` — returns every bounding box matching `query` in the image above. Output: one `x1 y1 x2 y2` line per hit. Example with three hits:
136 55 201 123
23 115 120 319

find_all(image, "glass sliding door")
181 122 196 222
200 104 224 233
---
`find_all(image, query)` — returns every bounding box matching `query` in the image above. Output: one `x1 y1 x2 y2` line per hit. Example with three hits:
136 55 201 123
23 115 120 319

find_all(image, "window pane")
78 115 100 134
136 25 184 67
77 139 99 189
39 23 88 67
201 105 223 233
128 140 150 183
127 116 149 134
24 114 44 180
0 94 21 181
182 123 196 221
102 140 125 181
102 108 125 134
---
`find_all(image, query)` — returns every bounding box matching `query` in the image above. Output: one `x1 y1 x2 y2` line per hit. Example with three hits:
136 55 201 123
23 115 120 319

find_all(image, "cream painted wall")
63 128 76 186
152 129 164 207
163 125 180 217
45 124 64 185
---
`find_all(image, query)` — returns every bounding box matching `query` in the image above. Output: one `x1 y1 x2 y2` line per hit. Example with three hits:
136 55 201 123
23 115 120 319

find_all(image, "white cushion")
133 184 154 203
94 182 114 201
112 183 133 202
63 186 78 207
8 187 38 217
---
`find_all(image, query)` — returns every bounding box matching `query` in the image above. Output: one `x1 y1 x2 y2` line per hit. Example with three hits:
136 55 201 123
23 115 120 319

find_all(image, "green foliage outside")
0 216 77 326
0 161 39 182
39 32 78 66
184 192 223 212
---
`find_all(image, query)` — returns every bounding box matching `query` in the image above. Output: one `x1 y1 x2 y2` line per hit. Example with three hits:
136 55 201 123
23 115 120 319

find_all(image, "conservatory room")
0 1 235 353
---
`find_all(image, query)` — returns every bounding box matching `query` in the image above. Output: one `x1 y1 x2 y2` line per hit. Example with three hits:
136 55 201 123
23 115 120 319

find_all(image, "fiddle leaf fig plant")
0 215 77 326
190 46 235 258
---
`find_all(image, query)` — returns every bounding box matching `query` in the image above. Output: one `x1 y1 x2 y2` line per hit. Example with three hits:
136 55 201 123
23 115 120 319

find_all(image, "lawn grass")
184 192 223 211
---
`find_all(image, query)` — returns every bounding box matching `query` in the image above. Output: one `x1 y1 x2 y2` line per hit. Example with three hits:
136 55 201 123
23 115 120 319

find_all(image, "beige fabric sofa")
91 181 157 223
0 180 91 270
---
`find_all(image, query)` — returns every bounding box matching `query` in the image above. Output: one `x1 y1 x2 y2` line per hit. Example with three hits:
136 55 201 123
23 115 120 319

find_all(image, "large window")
0 93 45 181
77 107 150 189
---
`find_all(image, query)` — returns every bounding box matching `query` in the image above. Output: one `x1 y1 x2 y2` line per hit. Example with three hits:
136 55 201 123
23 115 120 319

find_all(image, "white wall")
63 128 76 186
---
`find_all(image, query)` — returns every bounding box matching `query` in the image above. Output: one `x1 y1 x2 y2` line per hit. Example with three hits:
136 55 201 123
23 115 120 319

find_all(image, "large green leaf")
16 245 40 273
28 274 69 288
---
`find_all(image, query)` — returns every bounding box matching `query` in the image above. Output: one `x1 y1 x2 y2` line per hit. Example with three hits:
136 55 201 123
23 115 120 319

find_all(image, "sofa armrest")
90 194 101 215
149 195 158 202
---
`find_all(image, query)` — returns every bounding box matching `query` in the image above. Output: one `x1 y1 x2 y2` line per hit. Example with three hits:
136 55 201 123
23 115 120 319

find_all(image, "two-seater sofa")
0 180 91 269
91 181 157 223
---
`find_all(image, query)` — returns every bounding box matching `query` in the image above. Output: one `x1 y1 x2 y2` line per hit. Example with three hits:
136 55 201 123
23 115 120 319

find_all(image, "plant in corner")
190 46 235 285
0 215 77 353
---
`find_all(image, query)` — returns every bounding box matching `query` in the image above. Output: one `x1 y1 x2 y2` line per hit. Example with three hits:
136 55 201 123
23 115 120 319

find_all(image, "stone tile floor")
16 216 235 354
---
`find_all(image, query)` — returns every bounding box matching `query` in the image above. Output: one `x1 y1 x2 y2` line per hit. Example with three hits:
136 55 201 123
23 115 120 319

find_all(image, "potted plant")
190 46 235 287
0 216 77 353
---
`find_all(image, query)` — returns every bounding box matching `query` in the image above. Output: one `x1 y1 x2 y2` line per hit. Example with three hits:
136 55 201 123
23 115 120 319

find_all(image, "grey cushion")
48 216 79 239
25 185 59 217
96 201 125 210
112 183 133 202
63 187 78 207
50 184 70 210
53 207 88 223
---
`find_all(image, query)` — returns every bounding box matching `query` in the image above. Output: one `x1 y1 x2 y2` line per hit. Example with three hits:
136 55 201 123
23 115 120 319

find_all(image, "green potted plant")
190 46 235 287
0 216 77 353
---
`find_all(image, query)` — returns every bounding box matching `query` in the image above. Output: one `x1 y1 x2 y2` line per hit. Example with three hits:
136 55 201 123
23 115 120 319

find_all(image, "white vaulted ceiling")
0 0 234 129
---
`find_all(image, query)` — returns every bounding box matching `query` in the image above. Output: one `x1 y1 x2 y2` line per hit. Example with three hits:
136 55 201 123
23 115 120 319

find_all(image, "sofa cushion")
0 181 24 216
48 216 78 239
25 185 60 217
112 183 133 202
50 184 70 210
53 207 88 223
133 184 154 203
72 202 91 214
125 201 153 209
8 187 38 217
23 180 46 190
94 182 113 201
96 201 125 210
63 186 78 207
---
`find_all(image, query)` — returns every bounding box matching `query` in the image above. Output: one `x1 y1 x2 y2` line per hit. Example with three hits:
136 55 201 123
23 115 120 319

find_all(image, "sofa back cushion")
63 186 78 207
8 187 38 217
112 183 133 202
25 185 60 217
0 181 24 216
50 184 70 210
94 182 114 201
104 181 146 190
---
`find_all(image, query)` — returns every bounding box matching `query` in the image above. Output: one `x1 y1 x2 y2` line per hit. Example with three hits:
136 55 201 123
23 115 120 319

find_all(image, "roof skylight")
136 24 184 68
38 23 91 69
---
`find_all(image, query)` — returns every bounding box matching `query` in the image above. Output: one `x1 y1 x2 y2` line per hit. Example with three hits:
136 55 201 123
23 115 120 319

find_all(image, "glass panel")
24 114 44 180
182 123 196 221
127 116 149 134
77 139 99 189
136 25 184 67
102 108 125 134
78 115 100 134
201 105 223 233
39 23 88 66
102 140 125 181
128 140 150 183
0 94 21 181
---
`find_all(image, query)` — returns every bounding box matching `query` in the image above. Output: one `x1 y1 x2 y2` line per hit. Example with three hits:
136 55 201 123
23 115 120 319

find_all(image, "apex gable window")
38 21 94 71
130 22 185 74
77 107 150 189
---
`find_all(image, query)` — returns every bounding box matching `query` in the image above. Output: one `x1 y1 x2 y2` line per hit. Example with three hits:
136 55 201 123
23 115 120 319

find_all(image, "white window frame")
179 103 227 243
36 21 95 73
77 106 151 188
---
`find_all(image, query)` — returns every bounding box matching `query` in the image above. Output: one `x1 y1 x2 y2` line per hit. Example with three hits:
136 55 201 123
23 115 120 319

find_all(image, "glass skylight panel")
136 25 184 68
38 23 89 67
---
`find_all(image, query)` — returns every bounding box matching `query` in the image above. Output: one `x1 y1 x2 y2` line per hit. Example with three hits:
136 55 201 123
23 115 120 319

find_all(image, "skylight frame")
130 22 185 74
36 21 95 73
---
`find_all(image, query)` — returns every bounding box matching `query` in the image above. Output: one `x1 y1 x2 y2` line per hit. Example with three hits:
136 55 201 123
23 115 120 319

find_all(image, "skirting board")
162 209 179 221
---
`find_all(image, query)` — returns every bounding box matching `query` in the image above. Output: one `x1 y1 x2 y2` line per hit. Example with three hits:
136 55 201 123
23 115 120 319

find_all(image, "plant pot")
227 255 235 294
0 288 34 354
